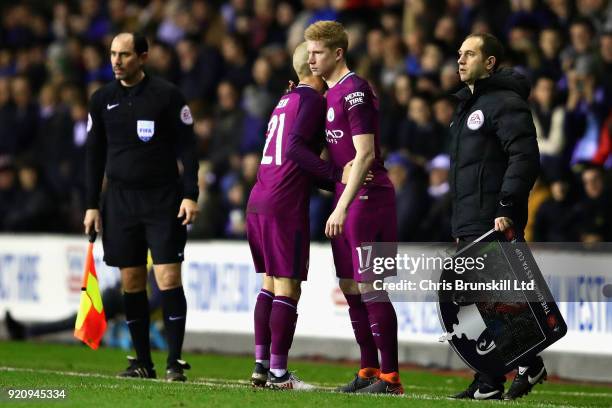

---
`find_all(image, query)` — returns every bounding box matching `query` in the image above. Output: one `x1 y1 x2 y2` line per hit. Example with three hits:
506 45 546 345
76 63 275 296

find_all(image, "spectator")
561 18 597 73
537 26 564 80
10 76 38 156
573 165 612 242
433 15 460 59
221 172 248 239
439 62 461 93
220 34 252 91
31 83 73 197
82 43 114 85
176 36 223 104
565 68 608 166
0 156 18 230
531 75 567 181
208 81 245 180
575 0 612 33
432 95 455 154
547 0 572 30
380 34 406 90
156 0 190 45
0 0 607 241
386 153 429 242
594 29 612 108
397 94 445 168
147 41 180 84
3 159 58 232
380 73 412 153
355 28 384 90
534 175 576 241
242 57 276 120
0 76 15 155
420 154 453 242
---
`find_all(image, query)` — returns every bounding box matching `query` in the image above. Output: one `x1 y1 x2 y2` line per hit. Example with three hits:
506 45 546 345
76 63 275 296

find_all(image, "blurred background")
0 0 610 243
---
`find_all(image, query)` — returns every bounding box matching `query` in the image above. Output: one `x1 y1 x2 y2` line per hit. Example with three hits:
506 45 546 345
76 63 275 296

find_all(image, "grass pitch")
0 341 610 407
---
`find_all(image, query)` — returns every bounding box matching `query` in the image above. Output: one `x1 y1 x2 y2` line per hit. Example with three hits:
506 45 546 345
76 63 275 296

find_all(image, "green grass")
0 341 610 407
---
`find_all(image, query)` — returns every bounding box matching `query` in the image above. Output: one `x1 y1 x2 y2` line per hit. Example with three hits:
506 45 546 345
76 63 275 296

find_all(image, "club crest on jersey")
327 107 334 122
137 120 155 142
467 110 484 130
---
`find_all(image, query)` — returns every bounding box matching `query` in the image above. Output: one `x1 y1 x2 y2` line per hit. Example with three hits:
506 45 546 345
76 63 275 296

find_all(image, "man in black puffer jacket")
449 33 544 401
450 40 540 239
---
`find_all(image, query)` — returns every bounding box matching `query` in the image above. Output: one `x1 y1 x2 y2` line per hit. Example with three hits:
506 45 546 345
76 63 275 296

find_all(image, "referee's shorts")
101 183 187 268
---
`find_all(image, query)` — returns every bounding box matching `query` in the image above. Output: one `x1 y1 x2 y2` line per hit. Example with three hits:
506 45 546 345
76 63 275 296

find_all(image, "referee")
83 32 199 382
449 33 542 400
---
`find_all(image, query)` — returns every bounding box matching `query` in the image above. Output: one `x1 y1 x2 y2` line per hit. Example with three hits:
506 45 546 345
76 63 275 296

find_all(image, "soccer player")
247 42 352 389
305 21 403 395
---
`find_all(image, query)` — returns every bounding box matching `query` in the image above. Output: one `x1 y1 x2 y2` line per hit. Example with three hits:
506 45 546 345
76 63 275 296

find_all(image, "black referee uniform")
85 74 199 267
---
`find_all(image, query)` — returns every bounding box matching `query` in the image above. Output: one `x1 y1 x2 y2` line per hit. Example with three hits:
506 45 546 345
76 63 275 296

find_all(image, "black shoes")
503 356 547 400
117 356 157 379
251 362 268 387
354 378 404 395
165 359 191 382
450 374 504 400
335 373 378 393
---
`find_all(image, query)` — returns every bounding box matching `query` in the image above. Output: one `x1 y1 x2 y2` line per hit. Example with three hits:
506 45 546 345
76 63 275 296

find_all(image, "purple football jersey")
247 85 326 217
324 72 394 200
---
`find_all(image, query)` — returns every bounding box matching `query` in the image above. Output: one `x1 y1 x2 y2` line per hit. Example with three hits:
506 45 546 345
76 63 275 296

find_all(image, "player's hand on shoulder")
83 209 101 234
178 198 199 225
286 80 296 93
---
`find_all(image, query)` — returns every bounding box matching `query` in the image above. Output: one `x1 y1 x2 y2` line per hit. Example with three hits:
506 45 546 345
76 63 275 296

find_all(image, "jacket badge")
467 110 484 130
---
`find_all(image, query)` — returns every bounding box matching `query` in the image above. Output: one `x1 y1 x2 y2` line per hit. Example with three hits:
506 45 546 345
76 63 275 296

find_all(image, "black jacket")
449 68 540 238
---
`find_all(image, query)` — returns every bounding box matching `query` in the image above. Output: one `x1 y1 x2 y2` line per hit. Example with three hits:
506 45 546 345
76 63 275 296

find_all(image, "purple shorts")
246 212 310 281
332 190 397 282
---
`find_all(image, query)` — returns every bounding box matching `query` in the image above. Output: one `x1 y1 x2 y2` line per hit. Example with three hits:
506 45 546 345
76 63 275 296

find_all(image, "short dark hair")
570 17 595 35
132 32 149 55
466 33 504 72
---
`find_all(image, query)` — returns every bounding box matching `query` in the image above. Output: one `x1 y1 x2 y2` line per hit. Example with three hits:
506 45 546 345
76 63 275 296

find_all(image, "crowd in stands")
0 0 610 243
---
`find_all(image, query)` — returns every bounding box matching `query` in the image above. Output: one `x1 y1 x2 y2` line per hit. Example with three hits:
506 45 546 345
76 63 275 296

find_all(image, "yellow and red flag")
74 233 106 349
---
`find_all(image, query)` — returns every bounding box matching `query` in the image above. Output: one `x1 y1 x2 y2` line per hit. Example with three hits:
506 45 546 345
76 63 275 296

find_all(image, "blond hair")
292 42 311 80
304 20 348 54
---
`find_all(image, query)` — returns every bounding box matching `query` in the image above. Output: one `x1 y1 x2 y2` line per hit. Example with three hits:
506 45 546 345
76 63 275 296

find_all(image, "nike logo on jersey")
107 103 119 110
473 389 500 399
169 315 185 321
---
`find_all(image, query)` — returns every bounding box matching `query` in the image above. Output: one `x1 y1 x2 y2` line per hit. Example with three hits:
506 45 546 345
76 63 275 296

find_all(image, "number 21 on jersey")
261 113 285 165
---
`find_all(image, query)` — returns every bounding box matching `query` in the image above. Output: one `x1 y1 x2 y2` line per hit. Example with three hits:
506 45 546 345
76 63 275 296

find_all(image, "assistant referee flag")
74 232 106 349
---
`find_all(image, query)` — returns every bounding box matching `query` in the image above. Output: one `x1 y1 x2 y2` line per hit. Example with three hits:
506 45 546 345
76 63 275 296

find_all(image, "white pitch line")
1 366 609 404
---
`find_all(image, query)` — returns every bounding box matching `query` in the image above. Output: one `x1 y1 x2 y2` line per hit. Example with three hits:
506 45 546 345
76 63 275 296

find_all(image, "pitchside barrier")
0 235 611 381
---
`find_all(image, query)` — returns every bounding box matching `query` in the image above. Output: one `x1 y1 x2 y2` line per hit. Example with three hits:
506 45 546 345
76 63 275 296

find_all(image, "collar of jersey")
330 71 354 89
118 72 149 96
